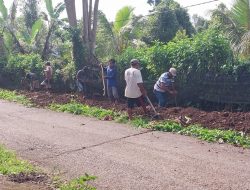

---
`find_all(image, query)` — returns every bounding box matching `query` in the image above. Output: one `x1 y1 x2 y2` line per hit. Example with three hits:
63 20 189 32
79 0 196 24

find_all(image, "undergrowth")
0 89 31 106
59 174 96 190
0 145 35 175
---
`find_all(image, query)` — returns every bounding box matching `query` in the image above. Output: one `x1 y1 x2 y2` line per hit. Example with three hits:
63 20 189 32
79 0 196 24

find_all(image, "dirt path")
0 100 249 190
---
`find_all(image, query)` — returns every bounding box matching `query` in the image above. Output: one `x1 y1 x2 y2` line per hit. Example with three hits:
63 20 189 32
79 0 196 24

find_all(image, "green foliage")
0 145 35 175
59 174 96 190
210 1 250 57
0 89 32 105
0 0 8 20
117 27 233 81
50 102 117 119
151 122 250 148
30 19 43 43
44 0 54 18
23 0 39 30
143 0 194 44
114 6 134 33
5 53 43 83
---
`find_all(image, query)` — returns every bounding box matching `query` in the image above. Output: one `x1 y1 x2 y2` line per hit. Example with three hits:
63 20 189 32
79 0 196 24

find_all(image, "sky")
5 0 234 21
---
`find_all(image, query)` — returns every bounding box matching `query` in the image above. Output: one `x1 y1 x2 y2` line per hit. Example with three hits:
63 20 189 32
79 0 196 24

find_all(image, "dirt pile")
21 91 250 133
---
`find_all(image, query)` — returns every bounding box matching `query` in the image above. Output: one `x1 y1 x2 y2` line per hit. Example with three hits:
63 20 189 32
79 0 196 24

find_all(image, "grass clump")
0 145 35 175
59 174 96 190
0 89 31 106
151 122 250 148
50 102 118 119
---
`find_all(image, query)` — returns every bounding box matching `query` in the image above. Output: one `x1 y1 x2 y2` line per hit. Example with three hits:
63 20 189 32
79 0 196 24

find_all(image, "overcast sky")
5 0 234 21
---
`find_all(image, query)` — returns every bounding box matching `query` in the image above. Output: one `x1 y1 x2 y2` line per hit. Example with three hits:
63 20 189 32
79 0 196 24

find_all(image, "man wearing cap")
153 68 177 107
124 59 148 120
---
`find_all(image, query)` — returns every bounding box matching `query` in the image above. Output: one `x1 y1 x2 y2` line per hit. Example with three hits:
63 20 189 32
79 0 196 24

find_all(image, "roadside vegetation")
0 145 35 175
0 89 249 148
59 174 96 190
0 89 31 106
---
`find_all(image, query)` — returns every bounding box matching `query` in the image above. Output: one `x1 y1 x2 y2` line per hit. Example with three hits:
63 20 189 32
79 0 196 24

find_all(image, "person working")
153 67 177 107
102 59 119 103
41 62 53 89
25 72 39 91
76 66 94 98
124 59 148 120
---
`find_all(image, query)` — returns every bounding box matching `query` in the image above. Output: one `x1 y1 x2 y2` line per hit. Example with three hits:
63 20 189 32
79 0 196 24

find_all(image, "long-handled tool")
145 96 162 120
100 64 106 96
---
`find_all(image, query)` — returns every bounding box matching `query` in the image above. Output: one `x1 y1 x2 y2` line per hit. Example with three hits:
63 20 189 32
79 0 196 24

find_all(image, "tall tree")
22 0 39 31
64 0 77 27
64 0 100 65
143 0 194 43
82 0 99 64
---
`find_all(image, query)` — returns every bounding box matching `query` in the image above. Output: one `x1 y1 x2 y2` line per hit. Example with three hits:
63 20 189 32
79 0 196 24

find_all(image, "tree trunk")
82 0 89 44
64 0 77 27
41 25 53 61
90 0 99 55
8 28 25 54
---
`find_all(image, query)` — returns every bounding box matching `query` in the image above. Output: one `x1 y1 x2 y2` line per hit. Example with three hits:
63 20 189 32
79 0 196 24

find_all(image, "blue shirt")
154 72 174 92
106 66 117 87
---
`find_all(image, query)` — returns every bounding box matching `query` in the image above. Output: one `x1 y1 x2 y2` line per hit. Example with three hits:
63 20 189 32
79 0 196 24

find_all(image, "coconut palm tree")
98 6 137 54
211 0 250 57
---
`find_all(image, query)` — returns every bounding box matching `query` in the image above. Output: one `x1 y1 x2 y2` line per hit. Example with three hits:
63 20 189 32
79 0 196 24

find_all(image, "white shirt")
124 67 143 98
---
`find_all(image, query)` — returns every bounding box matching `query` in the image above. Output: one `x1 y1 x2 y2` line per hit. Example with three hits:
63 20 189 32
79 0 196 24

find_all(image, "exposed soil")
20 91 250 133
8 172 48 183
0 174 51 190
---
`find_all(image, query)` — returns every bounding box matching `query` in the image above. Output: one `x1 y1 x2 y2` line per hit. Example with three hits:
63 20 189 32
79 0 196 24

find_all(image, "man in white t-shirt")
125 59 148 120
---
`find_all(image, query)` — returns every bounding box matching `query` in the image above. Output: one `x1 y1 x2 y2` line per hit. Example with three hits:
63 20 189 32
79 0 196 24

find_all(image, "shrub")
5 53 43 84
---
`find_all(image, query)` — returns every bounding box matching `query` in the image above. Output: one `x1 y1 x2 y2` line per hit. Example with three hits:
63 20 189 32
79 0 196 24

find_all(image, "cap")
130 59 140 65
169 68 177 76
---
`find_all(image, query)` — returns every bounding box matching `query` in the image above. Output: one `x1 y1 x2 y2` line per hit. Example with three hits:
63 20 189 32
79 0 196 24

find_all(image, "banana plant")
0 0 25 54
41 0 65 60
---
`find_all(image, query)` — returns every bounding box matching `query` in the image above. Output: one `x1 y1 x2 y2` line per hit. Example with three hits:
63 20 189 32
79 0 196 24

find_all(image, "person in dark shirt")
25 72 39 91
76 66 91 98
103 59 119 103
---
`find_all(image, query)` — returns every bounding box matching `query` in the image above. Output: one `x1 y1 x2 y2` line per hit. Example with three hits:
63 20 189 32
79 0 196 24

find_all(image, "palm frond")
9 0 18 24
0 0 7 19
231 0 249 30
54 2 65 19
44 0 54 18
114 6 134 34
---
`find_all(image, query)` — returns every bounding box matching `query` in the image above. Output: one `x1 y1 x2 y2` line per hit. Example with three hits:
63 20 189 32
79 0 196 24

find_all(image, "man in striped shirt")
153 68 177 107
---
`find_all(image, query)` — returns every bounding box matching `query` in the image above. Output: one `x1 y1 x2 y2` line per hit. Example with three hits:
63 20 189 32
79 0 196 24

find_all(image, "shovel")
145 96 162 120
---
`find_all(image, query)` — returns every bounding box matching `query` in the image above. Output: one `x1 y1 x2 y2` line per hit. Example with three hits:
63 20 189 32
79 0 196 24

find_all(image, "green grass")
49 102 118 120
59 174 96 190
150 122 250 148
0 89 31 106
0 145 35 175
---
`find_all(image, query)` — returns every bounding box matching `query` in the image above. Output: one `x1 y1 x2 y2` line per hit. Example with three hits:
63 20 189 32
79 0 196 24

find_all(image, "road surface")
0 100 249 190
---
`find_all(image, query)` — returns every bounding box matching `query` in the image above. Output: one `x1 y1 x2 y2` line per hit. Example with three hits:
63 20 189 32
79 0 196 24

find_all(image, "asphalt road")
0 100 249 190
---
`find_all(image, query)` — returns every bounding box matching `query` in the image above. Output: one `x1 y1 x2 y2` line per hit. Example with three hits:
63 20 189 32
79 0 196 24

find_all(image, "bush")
5 53 43 84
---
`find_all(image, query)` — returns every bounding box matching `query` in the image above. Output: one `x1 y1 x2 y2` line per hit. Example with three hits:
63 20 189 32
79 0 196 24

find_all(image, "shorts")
127 96 144 109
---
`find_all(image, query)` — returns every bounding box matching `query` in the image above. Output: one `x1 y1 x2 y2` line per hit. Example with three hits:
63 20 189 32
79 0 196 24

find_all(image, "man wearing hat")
124 59 148 120
153 68 177 107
